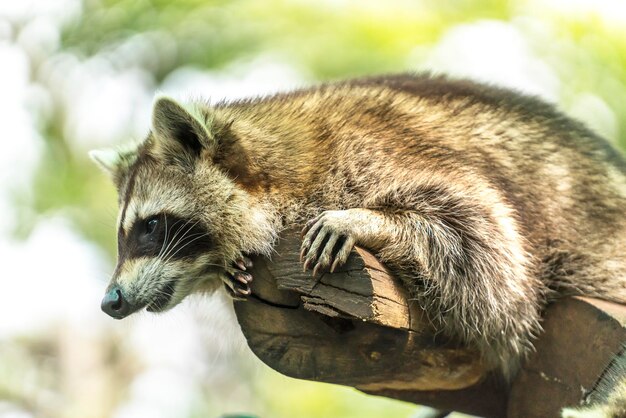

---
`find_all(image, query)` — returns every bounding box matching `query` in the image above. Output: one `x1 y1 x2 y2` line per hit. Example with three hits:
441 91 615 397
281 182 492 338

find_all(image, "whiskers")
158 217 211 265
140 217 217 309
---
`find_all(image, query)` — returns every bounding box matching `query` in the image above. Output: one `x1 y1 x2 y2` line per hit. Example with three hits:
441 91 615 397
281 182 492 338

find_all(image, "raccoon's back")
339 75 626 237
219 73 626 244
350 75 626 244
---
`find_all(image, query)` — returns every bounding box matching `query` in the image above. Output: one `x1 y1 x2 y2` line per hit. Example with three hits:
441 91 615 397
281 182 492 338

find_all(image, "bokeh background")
1 0 626 417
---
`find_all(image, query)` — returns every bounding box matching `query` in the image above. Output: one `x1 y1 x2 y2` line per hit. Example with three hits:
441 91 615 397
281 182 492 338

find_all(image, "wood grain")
232 229 626 418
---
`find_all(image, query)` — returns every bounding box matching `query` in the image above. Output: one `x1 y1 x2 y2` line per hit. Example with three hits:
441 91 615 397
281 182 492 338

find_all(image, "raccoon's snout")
101 286 132 319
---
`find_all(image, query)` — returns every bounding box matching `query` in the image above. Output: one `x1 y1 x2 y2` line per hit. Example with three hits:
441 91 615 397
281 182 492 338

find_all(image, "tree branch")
233 229 626 418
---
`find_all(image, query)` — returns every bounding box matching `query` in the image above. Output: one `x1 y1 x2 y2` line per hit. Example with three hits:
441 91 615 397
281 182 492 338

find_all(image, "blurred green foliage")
62 0 511 80
189 370 417 418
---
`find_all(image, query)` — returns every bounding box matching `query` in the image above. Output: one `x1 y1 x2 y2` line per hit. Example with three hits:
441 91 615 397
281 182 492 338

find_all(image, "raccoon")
91 73 626 378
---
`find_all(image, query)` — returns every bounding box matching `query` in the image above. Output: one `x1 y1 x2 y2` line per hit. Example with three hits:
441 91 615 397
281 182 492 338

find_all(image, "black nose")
101 286 131 319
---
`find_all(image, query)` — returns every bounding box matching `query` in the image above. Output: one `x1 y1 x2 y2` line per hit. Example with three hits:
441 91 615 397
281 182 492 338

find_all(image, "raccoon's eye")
145 218 158 235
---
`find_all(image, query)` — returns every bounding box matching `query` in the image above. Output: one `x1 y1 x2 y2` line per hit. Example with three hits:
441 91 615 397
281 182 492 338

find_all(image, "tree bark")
233 230 626 418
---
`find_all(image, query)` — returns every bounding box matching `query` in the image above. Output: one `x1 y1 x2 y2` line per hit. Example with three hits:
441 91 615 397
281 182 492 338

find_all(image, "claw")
232 272 248 284
303 256 314 272
224 283 248 301
236 285 252 296
301 215 322 237
232 279 251 295
301 211 359 278
223 258 254 300
233 255 253 271
300 246 309 262
312 262 322 277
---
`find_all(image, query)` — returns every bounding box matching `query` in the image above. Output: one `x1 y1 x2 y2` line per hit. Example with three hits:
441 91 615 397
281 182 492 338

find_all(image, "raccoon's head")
90 97 276 319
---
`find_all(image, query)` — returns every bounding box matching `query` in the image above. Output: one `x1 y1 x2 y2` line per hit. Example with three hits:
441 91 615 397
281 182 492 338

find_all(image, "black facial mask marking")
118 213 213 264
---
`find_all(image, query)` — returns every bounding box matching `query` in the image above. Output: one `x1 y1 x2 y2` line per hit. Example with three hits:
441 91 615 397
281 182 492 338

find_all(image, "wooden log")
233 230 626 418
508 297 626 417
233 230 505 417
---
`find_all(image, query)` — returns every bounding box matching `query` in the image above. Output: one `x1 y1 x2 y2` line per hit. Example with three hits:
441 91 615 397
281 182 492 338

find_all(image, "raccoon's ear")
89 145 138 181
151 96 217 165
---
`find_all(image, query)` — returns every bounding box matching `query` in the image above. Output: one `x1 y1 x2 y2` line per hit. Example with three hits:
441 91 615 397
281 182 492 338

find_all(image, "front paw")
222 256 254 300
300 211 357 276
